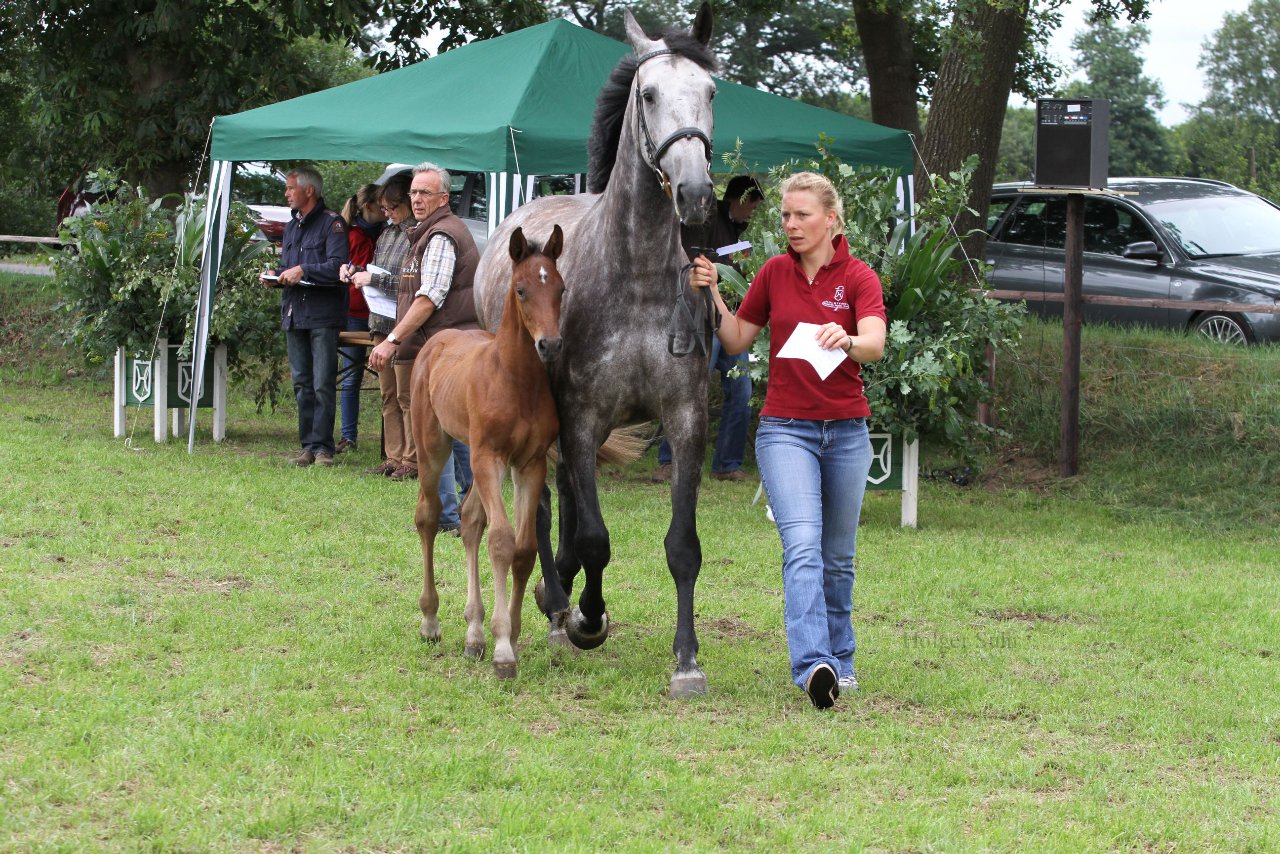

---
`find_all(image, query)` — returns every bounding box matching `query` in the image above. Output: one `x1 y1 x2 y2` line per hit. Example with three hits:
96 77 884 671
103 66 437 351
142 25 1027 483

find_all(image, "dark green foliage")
994 106 1035 184
1178 1 1280 202
550 0 862 98
53 171 284 404
0 1 546 198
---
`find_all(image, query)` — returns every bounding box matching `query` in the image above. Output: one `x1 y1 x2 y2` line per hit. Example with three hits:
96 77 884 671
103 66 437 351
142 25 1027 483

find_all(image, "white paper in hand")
366 263 391 275
775 322 845 380
361 284 399 318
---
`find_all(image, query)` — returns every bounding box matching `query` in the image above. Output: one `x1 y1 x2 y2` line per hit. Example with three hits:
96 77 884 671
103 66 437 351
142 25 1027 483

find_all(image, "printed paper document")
775 322 845 380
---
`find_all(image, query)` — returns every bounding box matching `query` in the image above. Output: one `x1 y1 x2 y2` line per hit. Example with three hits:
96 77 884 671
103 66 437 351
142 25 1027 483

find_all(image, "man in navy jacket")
262 166 349 466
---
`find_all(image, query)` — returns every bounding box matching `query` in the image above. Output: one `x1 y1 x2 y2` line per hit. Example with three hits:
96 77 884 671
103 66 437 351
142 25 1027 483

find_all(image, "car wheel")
1192 312 1253 345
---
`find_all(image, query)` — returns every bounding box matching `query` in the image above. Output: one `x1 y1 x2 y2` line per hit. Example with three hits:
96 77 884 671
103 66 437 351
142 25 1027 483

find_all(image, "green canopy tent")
190 17 913 449
210 18 911 175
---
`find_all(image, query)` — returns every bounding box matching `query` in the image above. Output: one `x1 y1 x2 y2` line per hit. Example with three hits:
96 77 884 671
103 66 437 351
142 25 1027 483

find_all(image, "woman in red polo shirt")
691 171 887 709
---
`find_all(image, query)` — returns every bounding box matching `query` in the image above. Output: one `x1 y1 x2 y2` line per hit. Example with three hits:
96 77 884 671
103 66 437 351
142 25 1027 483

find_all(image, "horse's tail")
596 424 649 466
545 424 648 467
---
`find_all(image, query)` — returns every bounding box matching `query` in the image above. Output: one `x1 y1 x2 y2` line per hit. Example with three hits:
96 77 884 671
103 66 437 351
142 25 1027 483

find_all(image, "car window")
987 199 1012 233
992 196 1157 255
1083 199 1156 255
449 172 488 223
532 175 578 197
996 198 1066 249
1144 193 1280 257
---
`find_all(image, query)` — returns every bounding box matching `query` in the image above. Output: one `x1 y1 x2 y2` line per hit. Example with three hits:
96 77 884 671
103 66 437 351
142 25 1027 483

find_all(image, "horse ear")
690 2 713 46
509 226 528 263
623 9 653 52
546 224 564 262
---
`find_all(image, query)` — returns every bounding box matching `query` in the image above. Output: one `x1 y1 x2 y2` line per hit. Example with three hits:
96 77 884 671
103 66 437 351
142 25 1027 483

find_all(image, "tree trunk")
917 0 1030 259
851 0 922 139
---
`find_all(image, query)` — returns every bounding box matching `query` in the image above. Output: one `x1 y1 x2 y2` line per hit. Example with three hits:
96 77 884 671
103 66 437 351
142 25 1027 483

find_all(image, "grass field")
2 270 1278 851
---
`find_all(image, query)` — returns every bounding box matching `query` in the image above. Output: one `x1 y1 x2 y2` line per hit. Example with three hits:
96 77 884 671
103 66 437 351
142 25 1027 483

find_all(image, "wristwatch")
386 331 401 345
843 336 854 354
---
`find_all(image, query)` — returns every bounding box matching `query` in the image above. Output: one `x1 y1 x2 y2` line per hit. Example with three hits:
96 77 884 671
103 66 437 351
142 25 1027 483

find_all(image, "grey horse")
473 4 718 697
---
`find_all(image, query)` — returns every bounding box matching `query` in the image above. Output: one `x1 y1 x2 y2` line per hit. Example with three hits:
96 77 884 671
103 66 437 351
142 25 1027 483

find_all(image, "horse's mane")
586 30 716 194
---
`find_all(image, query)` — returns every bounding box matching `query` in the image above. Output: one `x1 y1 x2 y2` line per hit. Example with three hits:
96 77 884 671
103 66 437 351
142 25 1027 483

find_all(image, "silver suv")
985 177 1280 344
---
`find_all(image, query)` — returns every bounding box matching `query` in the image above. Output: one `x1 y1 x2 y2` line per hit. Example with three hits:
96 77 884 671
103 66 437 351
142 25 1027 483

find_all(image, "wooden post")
1060 194 1083 477
977 343 996 428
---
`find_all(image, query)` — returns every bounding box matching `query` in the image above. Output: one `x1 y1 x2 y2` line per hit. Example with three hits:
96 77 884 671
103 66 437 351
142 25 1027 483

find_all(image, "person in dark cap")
653 175 765 483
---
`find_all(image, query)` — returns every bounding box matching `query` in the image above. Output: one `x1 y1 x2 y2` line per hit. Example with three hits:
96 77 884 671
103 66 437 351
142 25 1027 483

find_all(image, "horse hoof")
464 644 485 660
669 669 708 699
419 621 441 644
493 660 517 680
547 627 574 649
566 608 609 650
533 578 546 613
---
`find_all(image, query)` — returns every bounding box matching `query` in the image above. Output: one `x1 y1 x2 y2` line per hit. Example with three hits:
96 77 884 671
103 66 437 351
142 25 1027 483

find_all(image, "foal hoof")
566 607 609 650
493 660 517 680
533 578 546 614
419 619 441 644
464 643 485 660
668 668 708 699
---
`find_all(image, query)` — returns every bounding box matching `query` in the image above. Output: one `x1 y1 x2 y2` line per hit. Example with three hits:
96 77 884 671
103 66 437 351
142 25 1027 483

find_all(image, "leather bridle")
634 48 713 198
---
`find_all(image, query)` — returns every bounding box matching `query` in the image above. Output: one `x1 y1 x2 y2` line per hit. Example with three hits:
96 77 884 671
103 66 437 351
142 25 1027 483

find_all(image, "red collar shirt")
736 235 886 420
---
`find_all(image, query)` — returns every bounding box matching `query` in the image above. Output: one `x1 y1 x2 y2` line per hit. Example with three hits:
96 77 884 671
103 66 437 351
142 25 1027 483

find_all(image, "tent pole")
188 158 234 453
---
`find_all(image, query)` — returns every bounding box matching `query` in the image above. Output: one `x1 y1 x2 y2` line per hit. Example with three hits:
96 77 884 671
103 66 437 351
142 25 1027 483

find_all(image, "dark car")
984 178 1280 344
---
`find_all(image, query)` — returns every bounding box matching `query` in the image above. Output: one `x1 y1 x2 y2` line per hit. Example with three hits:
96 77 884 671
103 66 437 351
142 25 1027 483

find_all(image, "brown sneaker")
290 450 315 467
367 460 398 477
649 463 672 482
389 465 418 481
336 438 357 454
712 469 750 482
314 452 336 467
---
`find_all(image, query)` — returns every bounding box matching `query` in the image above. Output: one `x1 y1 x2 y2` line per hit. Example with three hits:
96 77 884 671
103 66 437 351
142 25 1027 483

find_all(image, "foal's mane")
585 29 716 195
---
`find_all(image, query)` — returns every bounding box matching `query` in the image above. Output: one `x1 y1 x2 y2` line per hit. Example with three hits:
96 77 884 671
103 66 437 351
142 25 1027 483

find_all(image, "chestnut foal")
410 225 566 679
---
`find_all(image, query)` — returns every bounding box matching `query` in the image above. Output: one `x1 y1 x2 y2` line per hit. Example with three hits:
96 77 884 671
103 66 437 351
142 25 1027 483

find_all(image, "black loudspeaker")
1034 98 1109 188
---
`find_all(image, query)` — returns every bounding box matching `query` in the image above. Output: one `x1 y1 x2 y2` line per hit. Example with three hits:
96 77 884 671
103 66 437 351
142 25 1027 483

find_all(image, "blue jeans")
437 449 460 527
285 326 339 456
338 315 369 442
755 416 871 689
658 339 752 472
452 439 472 499
437 439 472 528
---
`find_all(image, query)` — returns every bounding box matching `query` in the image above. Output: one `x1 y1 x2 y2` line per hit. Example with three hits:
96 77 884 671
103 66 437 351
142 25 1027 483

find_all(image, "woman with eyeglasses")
340 174 415 476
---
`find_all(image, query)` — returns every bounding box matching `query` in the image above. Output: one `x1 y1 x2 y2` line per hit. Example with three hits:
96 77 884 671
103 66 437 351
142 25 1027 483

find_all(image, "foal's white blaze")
539 265 547 285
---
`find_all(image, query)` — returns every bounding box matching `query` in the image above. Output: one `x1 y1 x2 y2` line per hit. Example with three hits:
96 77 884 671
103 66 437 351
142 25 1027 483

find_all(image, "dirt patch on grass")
702 615 770 641
148 569 254 595
979 608 1072 624
980 447 1061 493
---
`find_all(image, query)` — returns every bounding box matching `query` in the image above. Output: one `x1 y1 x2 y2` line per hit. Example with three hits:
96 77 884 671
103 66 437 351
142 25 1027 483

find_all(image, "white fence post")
900 438 919 528
113 347 127 438
153 338 168 444
212 344 228 442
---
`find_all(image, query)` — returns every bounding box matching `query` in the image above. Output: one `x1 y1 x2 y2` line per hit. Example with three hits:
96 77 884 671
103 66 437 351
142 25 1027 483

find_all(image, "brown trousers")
374 332 414 468
391 360 417 468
